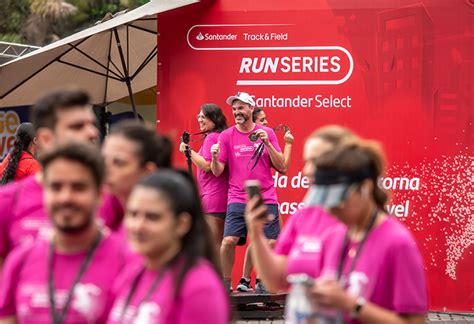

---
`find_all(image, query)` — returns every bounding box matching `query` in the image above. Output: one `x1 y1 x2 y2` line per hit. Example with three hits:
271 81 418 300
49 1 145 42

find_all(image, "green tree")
0 0 145 46
23 0 78 45
0 0 30 43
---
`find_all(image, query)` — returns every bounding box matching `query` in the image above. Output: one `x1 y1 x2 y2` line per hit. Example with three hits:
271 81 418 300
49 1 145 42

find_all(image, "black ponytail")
1 123 35 185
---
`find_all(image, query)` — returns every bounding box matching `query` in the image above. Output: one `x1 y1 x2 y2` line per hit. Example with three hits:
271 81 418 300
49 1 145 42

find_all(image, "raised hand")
211 141 220 159
284 130 294 144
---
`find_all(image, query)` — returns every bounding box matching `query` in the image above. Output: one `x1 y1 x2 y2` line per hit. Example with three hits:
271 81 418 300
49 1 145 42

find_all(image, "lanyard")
247 141 265 170
336 209 379 283
118 266 168 323
48 231 103 324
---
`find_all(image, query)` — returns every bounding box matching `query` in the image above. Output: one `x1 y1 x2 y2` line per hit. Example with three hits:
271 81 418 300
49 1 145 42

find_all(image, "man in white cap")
211 91 285 292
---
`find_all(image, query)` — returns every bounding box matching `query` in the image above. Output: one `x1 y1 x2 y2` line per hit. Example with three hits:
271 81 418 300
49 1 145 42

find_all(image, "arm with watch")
310 279 425 323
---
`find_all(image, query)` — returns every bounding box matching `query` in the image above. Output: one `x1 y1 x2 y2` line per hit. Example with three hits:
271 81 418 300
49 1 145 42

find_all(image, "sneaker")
236 277 252 292
255 279 268 294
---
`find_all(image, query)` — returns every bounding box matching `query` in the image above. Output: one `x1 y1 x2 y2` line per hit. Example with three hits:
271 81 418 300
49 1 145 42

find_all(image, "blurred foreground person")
107 170 229 324
179 103 229 253
243 126 355 293
0 142 126 323
0 89 99 268
308 140 427 323
0 123 40 184
101 121 172 231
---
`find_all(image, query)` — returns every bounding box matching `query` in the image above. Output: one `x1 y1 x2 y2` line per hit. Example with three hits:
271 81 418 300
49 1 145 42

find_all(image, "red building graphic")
377 5 434 114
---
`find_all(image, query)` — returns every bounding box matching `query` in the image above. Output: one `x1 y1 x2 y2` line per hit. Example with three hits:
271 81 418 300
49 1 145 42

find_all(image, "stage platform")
231 291 287 320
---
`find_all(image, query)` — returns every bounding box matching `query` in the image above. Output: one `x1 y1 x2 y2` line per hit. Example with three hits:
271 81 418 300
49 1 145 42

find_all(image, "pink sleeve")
200 133 218 162
274 212 299 256
390 238 428 314
0 185 16 258
319 225 346 276
0 245 30 317
98 192 124 231
217 132 228 164
175 264 229 324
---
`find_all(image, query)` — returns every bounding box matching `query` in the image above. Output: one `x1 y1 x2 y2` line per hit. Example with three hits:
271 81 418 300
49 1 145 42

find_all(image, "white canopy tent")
0 0 198 117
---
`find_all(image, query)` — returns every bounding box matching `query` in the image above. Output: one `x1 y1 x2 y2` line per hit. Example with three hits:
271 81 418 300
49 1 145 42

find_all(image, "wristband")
349 296 366 319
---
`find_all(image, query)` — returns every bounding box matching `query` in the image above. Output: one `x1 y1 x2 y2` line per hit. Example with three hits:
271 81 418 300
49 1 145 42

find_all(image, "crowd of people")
0 88 428 323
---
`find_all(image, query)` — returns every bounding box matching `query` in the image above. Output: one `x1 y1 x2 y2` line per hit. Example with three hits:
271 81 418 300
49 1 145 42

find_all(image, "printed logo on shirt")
233 143 256 157
18 283 103 321
290 236 321 257
71 283 102 321
21 218 50 230
19 219 52 246
347 272 369 297
110 300 161 324
134 302 161 324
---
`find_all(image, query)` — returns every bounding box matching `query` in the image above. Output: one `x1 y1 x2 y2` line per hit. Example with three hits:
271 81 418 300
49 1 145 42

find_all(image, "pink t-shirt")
0 233 127 323
0 176 125 259
274 206 343 278
107 259 229 324
218 124 281 204
98 193 124 231
0 176 48 258
197 132 228 213
321 217 428 320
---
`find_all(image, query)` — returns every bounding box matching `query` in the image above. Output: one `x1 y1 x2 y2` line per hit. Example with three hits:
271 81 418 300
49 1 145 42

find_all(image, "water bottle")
285 274 317 324
285 274 341 324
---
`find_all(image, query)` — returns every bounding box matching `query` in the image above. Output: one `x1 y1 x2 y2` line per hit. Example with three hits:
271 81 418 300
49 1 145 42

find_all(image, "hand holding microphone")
179 142 187 153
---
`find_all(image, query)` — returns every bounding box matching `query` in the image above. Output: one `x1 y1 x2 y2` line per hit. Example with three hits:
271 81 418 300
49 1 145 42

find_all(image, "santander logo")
186 24 354 86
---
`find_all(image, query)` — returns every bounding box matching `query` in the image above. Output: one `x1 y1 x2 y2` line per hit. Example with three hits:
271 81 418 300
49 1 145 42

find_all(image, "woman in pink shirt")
0 122 40 184
243 126 355 292
179 104 229 252
307 140 428 323
107 170 229 324
101 121 172 231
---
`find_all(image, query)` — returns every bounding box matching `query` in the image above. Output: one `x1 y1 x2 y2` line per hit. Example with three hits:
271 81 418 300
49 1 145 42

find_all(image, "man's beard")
51 204 95 234
55 217 93 234
234 113 249 124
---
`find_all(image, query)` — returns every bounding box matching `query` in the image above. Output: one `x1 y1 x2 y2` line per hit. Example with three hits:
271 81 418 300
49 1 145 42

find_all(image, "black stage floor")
231 292 287 320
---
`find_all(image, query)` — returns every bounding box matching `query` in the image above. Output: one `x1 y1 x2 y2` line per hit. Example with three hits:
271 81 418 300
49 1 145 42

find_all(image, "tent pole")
113 28 138 119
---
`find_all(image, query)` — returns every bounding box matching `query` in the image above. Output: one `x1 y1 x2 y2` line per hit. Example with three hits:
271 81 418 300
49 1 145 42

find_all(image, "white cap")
226 92 256 107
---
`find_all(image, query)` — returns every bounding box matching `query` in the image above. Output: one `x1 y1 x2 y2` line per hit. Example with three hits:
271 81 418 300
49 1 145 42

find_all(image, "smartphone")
245 180 263 206
245 180 271 221
245 179 261 198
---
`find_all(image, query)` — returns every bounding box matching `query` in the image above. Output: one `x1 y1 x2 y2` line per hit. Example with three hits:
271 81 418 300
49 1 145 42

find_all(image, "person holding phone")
211 91 284 292
307 139 428 323
244 126 355 293
179 104 229 253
